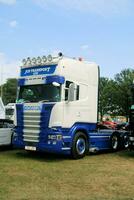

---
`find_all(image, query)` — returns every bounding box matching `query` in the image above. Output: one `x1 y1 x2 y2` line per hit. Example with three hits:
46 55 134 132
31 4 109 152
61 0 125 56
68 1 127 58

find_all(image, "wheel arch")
111 131 121 137
70 128 89 147
68 123 96 147
75 129 89 140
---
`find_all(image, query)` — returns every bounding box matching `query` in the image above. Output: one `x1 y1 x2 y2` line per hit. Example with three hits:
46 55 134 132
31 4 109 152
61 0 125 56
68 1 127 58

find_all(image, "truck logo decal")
21 65 57 76
24 105 42 111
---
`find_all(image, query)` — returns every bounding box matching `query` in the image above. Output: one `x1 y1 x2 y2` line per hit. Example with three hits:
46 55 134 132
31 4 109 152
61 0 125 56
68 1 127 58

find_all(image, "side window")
65 81 80 101
65 81 73 101
76 85 79 100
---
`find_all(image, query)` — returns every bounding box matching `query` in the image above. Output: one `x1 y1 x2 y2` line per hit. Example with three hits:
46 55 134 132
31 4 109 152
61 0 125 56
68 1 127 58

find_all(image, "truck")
0 97 5 119
0 119 14 147
0 98 14 147
13 54 128 159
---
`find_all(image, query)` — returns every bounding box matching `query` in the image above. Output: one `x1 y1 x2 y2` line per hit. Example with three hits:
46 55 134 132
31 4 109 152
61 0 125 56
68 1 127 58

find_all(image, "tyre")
123 134 129 148
71 132 88 159
110 133 120 151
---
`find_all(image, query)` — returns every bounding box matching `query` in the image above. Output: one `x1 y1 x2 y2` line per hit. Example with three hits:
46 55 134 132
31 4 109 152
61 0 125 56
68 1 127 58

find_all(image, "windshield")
17 84 61 103
5 108 14 115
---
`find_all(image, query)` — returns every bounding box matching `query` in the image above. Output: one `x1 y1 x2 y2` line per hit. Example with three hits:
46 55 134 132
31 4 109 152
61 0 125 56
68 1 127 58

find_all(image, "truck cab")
13 54 128 158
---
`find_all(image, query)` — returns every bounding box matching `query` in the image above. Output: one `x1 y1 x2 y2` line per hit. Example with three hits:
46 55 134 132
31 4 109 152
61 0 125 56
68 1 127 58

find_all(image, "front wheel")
71 132 88 159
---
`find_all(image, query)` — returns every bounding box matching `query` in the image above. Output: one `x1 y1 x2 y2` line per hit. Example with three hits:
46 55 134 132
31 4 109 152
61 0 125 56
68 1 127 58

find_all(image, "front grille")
23 111 40 143
16 103 54 145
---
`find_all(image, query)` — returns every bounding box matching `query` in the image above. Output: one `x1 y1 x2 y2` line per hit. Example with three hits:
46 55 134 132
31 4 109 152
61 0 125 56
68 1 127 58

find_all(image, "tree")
1 78 17 105
114 68 134 120
99 68 134 121
99 77 119 120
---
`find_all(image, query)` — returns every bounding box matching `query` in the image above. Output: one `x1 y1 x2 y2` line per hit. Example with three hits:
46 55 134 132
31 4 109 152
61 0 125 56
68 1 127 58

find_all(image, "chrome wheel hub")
76 138 86 155
112 136 118 149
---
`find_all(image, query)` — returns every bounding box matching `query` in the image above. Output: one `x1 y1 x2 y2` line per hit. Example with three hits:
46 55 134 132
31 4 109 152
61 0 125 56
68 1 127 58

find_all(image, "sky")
0 0 134 83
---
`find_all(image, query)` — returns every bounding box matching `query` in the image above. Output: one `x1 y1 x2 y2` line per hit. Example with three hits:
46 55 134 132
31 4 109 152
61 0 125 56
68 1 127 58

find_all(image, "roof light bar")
22 52 63 66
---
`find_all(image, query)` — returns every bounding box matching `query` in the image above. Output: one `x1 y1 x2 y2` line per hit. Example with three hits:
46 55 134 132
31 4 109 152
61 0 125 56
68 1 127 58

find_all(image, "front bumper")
13 129 71 155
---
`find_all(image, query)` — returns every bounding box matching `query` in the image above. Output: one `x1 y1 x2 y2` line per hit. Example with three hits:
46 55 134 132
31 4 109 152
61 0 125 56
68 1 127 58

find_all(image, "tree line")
99 68 134 120
1 78 17 105
0 68 134 120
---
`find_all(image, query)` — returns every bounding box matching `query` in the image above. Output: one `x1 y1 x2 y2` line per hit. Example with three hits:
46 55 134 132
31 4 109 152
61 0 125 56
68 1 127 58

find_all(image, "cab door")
0 121 12 146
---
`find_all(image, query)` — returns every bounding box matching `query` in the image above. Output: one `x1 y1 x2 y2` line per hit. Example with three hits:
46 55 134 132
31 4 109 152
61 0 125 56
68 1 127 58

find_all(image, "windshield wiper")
39 100 50 103
16 99 31 103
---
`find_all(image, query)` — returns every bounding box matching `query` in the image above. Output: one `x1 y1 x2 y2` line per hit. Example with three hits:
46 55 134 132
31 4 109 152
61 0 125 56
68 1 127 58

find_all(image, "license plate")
25 146 36 151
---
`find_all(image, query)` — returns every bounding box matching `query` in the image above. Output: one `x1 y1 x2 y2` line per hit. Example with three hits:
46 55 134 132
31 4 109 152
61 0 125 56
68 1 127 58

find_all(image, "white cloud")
0 0 16 5
33 0 132 15
0 52 20 84
9 20 18 28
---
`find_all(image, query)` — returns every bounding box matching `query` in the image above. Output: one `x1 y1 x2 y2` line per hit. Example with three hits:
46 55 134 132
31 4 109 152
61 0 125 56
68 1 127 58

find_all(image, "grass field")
0 149 134 200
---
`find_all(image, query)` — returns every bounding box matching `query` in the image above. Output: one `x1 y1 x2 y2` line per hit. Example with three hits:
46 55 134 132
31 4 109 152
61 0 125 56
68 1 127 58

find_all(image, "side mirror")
68 83 77 102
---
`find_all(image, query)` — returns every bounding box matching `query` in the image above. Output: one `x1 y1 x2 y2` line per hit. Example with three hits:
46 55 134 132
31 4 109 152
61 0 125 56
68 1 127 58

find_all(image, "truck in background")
13 54 129 159
0 98 14 147
0 119 14 147
0 97 5 119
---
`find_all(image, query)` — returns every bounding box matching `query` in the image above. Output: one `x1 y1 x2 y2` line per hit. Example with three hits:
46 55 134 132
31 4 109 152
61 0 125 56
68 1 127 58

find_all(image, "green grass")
0 149 134 200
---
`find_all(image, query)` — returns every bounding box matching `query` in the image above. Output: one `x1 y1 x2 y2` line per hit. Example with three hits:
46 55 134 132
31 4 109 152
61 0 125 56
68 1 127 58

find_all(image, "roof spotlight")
27 57 31 65
37 56 41 64
31 57 36 65
22 58 27 66
47 54 53 62
42 55 47 63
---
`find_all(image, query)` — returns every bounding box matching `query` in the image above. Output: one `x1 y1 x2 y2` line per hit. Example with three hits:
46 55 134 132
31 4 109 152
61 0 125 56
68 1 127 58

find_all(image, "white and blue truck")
13 53 128 158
